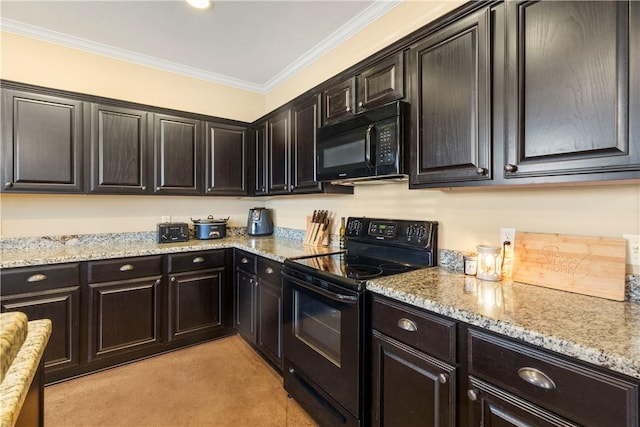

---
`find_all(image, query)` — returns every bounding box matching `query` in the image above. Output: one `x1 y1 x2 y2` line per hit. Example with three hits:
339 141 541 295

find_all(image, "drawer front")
87 256 162 283
468 328 639 427
167 250 225 273
371 296 456 363
258 257 282 285
235 250 257 274
1 263 80 293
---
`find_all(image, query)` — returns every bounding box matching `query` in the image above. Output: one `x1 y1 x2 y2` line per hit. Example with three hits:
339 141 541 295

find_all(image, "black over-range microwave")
316 101 407 184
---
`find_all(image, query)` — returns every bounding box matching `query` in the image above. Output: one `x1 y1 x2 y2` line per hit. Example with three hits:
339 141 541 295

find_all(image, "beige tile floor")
45 335 318 427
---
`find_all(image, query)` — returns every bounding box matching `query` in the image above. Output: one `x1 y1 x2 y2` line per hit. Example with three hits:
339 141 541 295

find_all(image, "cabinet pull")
397 318 418 332
504 163 518 173
438 373 448 384
241 257 249 264
475 167 487 176
192 257 205 263
358 101 364 108
119 264 135 272
467 389 479 401
27 274 47 282
5 181 13 188
517 367 556 390
171 277 176 282
155 279 161 285
265 267 274 274
207 188 212 192
156 186 161 191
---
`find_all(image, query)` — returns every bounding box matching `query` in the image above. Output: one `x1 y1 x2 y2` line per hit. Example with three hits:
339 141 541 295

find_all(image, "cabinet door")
87 276 162 362
503 1 640 181
89 103 150 194
257 258 282 370
467 377 579 427
1 90 84 193
235 270 256 343
291 95 322 194
357 52 405 112
321 77 356 125
371 330 456 427
0 263 81 384
167 269 224 341
205 122 248 195
268 110 291 194
409 8 492 187
254 122 268 196
153 114 202 195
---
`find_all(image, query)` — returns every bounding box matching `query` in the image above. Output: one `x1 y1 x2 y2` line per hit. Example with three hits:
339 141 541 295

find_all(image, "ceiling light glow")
186 0 211 10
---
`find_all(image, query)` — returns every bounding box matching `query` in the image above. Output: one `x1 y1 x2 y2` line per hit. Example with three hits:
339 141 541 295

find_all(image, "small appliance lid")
191 215 229 224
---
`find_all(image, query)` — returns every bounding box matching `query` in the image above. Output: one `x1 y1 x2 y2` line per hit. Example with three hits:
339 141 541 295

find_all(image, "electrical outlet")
623 234 640 266
500 227 516 246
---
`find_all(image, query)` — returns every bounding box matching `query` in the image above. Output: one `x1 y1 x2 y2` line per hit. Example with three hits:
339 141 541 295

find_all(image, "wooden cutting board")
512 232 626 301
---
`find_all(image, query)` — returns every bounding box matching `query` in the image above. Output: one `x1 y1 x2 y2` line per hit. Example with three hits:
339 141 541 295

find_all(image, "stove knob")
417 226 426 240
406 226 414 237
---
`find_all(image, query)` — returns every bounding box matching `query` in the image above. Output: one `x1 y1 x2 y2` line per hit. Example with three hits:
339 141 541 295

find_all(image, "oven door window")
293 289 341 367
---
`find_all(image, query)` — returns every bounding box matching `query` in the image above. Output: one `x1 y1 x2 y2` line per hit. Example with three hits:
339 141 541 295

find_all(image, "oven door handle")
285 273 358 305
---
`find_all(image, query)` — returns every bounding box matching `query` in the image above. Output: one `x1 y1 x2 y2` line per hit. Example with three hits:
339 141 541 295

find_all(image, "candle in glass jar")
476 245 502 281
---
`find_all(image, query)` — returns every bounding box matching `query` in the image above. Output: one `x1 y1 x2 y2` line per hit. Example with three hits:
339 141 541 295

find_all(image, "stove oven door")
282 269 362 425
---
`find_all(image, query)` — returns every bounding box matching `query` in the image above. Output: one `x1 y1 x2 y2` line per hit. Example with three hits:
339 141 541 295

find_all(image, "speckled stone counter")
367 268 640 380
0 313 28 384
0 318 51 427
0 235 338 269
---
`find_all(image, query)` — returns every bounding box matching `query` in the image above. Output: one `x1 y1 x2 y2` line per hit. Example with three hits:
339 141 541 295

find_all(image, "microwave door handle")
365 124 375 169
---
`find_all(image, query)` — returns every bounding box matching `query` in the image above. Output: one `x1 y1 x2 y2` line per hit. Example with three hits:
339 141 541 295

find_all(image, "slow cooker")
191 216 229 240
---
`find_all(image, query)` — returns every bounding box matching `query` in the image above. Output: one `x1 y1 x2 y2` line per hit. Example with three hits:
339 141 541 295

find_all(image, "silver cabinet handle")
119 264 134 272
345 106 351 112
518 367 556 390
397 318 418 332
156 186 161 191
241 257 249 264
265 267 274 274
141 186 146 191
155 279 161 285
504 164 518 173
171 277 176 282
467 389 478 401
358 101 364 108
5 182 13 188
192 257 205 263
438 373 448 384
476 167 487 176
207 188 212 192
27 274 47 282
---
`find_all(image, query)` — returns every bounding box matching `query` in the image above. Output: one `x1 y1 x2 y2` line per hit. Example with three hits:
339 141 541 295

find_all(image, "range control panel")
345 217 437 248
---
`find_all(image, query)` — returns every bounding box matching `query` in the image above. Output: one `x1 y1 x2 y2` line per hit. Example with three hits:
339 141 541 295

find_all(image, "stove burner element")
345 264 383 280
379 263 412 273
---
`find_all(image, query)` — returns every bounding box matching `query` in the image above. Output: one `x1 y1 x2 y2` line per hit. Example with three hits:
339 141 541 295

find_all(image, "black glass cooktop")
289 252 421 283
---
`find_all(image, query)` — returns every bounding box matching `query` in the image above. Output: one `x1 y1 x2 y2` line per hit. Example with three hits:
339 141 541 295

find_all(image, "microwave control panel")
377 124 396 166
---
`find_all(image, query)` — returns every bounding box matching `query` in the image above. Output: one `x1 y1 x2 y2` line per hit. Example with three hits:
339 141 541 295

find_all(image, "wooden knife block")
304 215 330 247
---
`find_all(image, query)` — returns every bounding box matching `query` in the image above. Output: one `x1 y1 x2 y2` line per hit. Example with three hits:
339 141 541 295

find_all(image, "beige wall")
1 1 639 260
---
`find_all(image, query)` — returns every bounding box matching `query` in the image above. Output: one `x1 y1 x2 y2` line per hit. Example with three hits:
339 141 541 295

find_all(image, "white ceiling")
0 0 400 93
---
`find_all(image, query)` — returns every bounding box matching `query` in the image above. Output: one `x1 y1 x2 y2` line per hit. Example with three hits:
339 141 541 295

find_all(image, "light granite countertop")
0 313 28 384
367 268 640 380
0 235 339 269
0 317 51 427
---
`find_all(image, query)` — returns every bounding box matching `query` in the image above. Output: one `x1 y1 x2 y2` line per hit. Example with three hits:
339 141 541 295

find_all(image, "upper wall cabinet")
205 122 248 196
253 122 268 196
502 0 640 182
409 8 492 188
88 103 150 194
291 95 322 193
1 90 85 193
268 110 292 195
321 52 406 125
153 114 202 196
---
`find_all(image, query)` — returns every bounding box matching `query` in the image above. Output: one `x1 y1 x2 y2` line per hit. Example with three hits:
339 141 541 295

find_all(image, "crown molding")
1 0 399 95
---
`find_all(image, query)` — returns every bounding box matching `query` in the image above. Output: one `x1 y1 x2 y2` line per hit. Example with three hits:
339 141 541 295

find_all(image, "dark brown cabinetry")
234 250 258 342
166 250 231 343
409 7 492 187
1 90 84 193
502 0 640 182
356 52 405 113
88 103 150 194
256 257 283 370
86 256 163 363
268 110 292 195
0 264 81 384
205 122 248 196
370 295 457 427
321 77 356 125
291 96 322 193
153 114 202 195
254 122 268 196
466 328 639 427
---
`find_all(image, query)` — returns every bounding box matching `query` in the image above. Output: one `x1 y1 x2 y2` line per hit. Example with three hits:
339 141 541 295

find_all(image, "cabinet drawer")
371 296 456 363
1 263 80 293
167 250 225 273
86 256 162 283
258 257 282 285
235 250 257 274
468 328 639 427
